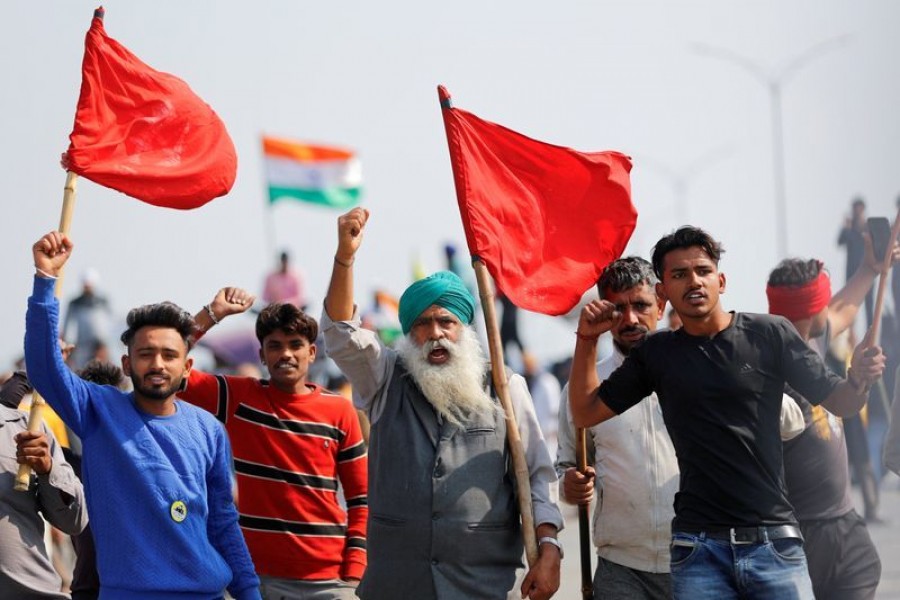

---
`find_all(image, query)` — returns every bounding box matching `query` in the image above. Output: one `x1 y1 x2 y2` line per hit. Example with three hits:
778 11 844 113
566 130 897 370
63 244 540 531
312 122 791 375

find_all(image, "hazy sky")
2 1 899 369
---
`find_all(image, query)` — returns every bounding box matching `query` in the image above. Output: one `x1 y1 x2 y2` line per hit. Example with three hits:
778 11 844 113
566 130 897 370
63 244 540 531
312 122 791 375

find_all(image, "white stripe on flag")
264 156 362 189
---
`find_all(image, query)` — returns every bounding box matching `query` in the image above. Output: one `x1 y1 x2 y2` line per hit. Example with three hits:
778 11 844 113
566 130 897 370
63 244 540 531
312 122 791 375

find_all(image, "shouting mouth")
684 291 706 305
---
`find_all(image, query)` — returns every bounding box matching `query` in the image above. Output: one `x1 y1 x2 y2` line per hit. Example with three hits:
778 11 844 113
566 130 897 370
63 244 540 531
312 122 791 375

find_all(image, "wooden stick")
15 172 78 491
472 259 539 566
576 427 595 599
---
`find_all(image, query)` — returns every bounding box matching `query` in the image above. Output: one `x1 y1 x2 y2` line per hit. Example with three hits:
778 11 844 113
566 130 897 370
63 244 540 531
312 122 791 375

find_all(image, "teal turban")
398 271 477 334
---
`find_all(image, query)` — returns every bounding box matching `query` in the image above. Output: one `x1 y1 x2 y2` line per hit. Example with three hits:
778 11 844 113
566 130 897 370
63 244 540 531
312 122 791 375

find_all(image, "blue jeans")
670 531 814 599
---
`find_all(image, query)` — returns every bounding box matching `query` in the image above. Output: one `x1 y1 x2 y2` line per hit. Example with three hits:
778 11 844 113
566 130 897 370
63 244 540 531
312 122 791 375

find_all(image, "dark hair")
79 360 125 388
767 258 823 287
120 302 196 351
255 303 318 345
651 226 724 279
597 256 657 299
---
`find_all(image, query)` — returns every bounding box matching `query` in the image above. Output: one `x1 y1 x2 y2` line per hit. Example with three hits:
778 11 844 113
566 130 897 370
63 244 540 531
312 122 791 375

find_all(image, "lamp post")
693 36 850 258
636 144 733 226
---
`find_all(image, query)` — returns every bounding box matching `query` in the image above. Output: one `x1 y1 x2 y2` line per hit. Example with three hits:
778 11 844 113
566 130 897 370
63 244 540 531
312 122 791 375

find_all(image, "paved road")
557 472 900 599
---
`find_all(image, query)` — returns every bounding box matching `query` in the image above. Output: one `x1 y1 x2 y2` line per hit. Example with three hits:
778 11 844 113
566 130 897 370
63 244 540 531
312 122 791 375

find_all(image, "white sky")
2 0 899 369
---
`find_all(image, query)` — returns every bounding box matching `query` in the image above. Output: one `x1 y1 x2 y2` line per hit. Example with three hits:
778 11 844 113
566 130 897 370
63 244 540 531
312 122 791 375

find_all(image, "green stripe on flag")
268 186 362 209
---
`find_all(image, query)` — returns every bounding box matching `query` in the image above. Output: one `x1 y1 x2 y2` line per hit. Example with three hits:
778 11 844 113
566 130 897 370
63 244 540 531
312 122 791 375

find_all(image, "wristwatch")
538 536 563 559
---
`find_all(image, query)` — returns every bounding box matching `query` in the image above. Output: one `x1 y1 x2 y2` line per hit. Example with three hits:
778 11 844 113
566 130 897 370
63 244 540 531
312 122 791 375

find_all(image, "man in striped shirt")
183 289 368 599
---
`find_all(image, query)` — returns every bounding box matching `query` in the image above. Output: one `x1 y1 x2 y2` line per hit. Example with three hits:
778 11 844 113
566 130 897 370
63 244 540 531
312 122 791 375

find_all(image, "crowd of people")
1 200 899 600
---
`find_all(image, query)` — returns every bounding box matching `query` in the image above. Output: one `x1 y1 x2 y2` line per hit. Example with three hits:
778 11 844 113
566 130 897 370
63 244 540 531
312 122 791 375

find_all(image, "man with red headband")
767 249 894 600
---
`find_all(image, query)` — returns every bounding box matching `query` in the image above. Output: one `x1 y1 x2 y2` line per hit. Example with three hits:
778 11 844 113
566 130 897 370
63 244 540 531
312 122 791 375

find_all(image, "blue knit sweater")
25 276 261 600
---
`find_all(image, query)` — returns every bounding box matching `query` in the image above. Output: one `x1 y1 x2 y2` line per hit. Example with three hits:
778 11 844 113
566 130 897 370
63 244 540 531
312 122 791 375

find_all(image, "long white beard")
396 326 498 428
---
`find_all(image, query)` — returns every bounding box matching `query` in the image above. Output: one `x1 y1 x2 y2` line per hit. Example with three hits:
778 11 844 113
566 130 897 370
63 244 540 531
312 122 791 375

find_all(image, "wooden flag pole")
15 172 78 491
472 258 539 567
576 428 595 599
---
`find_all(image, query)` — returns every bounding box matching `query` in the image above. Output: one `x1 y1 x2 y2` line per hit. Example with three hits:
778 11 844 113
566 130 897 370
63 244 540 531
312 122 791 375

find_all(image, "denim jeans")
670 531 814 599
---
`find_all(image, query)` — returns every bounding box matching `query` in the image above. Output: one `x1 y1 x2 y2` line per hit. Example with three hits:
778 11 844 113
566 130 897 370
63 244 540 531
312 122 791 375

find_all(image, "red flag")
62 8 237 210
438 85 636 315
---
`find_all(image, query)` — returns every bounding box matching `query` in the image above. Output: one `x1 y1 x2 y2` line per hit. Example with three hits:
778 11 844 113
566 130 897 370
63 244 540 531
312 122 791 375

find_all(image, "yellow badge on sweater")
170 500 187 523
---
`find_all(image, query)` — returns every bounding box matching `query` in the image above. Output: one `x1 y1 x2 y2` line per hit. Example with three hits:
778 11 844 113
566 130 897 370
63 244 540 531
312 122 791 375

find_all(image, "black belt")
681 525 803 544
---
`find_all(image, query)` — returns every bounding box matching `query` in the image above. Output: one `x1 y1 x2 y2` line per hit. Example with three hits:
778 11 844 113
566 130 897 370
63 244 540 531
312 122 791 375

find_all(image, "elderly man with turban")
766 243 898 600
322 208 563 600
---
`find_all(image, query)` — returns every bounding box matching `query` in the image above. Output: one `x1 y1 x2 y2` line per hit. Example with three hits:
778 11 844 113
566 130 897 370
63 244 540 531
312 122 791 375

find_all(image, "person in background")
837 197 872 326
523 352 561 462
62 268 113 370
263 250 307 310
884 364 900 477
666 306 682 331
1 378 87 598
767 252 892 599
557 256 677 599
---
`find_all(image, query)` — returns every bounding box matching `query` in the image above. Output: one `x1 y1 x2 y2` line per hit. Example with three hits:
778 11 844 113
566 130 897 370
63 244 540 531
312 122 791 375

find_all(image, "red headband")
767 271 831 322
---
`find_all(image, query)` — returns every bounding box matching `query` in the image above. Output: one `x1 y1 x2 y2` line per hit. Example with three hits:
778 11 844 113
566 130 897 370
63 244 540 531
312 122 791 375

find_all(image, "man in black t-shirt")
568 226 886 600
768 251 896 600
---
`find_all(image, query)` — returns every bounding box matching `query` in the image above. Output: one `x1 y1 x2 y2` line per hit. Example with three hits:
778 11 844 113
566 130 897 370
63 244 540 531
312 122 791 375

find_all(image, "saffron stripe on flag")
262 136 363 208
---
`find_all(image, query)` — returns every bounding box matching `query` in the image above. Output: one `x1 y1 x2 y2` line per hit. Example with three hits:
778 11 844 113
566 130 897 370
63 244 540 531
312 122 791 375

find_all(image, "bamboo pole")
15 172 78 491
576 428 595 599
472 258 539 566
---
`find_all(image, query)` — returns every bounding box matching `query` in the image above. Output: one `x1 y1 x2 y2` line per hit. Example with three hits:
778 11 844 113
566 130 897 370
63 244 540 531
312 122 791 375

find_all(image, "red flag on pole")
62 7 237 210
438 85 636 315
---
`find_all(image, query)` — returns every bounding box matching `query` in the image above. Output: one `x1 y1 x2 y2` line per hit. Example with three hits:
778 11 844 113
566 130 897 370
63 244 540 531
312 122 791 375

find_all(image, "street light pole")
770 83 787 257
636 144 734 225
693 36 850 258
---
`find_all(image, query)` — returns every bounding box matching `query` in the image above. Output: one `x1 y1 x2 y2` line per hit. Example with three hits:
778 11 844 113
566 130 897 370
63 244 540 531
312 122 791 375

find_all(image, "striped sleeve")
181 370 237 424
334 394 368 580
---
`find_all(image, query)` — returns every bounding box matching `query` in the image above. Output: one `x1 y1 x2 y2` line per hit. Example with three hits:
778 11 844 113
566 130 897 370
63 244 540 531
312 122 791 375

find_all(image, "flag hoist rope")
15 172 78 491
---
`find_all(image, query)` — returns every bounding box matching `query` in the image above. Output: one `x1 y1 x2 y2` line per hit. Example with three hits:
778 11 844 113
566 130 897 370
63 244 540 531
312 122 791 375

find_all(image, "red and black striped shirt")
181 371 368 580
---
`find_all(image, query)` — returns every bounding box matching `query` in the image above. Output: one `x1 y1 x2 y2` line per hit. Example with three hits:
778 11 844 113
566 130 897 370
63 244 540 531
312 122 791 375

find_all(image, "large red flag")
438 86 636 315
62 8 237 210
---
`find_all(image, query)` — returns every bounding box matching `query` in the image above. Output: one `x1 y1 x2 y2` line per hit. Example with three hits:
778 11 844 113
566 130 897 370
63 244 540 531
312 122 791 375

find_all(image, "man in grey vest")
323 208 563 600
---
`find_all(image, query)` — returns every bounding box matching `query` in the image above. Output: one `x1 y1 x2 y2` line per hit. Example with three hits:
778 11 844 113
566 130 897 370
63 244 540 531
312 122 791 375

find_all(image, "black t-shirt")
598 312 842 531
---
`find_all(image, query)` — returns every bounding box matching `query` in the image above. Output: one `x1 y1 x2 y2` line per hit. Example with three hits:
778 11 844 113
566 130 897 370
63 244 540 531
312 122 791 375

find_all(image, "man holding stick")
568 226 885 599
1 400 87 598
322 208 563 600
25 231 261 600
767 249 896 599
556 257 677 600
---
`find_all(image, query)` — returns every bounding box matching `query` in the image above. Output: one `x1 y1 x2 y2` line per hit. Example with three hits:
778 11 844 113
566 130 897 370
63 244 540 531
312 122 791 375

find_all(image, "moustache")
422 338 456 356
619 325 648 336
143 372 170 382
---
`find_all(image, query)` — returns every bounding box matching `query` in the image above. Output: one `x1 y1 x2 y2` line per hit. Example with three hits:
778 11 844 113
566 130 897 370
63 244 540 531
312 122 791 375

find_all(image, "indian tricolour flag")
262 136 362 208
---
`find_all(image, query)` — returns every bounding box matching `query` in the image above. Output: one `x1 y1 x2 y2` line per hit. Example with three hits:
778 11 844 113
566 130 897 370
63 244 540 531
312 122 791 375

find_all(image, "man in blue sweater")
25 231 261 600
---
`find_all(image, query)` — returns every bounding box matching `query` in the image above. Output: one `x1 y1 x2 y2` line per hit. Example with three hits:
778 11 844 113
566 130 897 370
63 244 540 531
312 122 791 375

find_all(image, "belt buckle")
729 528 754 545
